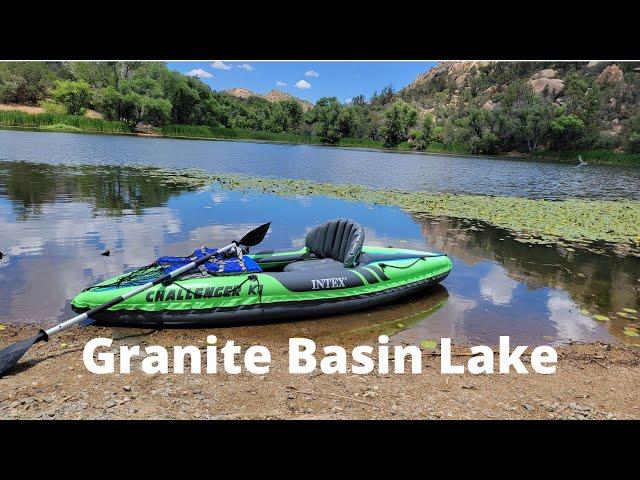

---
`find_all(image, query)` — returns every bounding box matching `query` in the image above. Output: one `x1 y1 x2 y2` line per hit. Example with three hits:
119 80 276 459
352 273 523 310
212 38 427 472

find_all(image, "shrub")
52 80 92 115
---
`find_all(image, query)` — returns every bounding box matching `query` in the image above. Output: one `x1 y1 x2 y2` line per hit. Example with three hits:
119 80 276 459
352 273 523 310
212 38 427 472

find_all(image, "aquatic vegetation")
623 308 638 314
420 339 438 349
196 173 640 255
535 150 640 166
41 124 83 132
0 111 130 134
159 124 321 145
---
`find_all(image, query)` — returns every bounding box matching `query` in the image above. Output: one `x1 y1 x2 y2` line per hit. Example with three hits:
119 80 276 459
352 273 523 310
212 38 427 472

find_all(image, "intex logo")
310 277 347 290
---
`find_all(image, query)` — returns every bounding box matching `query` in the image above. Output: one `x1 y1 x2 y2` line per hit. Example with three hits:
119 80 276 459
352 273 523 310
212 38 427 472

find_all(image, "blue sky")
166 61 438 103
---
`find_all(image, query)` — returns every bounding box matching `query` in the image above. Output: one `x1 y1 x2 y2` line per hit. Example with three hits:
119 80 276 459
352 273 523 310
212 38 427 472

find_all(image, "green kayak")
71 219 452 327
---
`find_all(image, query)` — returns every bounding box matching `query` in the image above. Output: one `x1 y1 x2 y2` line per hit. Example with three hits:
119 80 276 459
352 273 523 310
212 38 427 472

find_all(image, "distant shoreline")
0 123 637 167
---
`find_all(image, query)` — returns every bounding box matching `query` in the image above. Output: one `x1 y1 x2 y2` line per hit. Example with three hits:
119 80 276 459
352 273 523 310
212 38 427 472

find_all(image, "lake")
1 139 639 345
2 129 640 200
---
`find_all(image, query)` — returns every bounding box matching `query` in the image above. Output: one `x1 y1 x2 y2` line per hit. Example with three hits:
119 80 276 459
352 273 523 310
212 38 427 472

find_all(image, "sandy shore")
2 323 639 420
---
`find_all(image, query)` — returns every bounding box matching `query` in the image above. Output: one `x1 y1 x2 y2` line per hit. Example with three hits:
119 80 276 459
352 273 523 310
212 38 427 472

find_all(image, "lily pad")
579 309 590 316
623 329 639 337
420 339 438 349
593 315 610 322
396 322 405 328
623 308 638 314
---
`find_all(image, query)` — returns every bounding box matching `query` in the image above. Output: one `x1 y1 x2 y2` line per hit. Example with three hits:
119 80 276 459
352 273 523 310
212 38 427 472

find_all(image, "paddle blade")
0 332 46 377
239 222 271 247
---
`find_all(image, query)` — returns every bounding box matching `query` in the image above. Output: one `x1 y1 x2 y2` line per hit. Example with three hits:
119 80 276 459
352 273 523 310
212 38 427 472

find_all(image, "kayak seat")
283 258 345 273
284 219 365 272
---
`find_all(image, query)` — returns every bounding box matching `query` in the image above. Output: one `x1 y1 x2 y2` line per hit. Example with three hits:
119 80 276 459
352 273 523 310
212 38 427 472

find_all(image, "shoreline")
0 124 636 167
1 324 638 420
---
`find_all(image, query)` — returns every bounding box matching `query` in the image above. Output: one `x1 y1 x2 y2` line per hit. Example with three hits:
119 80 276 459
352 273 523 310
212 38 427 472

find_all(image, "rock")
123 385 131 392
586 61 600 68
455 72 469 87
105 400 117 408
484 85 499 95
482 100 500 111
611 119 623 135
133 122 159 135
100 249 110 256
523 404 534 412
596 64 624 85
528 77 564 96
531 68 558 80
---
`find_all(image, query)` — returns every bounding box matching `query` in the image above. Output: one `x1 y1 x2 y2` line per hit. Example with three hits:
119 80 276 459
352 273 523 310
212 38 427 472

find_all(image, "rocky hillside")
399 61 640 141
226 87 313 111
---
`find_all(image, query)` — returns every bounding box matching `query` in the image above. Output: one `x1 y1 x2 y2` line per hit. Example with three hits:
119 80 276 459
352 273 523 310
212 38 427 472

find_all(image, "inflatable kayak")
71 219 452 327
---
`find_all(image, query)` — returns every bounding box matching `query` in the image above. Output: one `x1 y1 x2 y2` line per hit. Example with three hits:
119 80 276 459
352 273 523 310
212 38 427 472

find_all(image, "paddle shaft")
43 243 236 338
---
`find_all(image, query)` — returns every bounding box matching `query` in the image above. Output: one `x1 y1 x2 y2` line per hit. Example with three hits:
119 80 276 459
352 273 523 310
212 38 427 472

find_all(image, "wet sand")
2 323 639 420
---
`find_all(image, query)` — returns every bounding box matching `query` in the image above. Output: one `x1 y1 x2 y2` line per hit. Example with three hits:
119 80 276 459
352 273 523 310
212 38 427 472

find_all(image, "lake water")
2 129 640 200
1 155 639 346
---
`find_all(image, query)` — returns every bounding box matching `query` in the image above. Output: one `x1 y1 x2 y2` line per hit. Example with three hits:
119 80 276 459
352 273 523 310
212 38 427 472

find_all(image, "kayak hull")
71 246 452 327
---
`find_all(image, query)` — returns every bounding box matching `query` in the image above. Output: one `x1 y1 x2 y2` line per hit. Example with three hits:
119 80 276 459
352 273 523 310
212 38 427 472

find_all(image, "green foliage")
533 149 640 165
338 137 384 148
623 114 640 153
0 62 61 104
159 123 319 144
308 97 343 144
549 114 586 149
0 110 130 133
39 100 67 114
51 79 92 115
410 114 434 150
380 100 418 147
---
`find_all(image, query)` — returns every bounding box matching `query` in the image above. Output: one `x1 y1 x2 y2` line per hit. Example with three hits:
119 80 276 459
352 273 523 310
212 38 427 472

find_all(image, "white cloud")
345 97 352 104
479 265 518 305
276 81 287 87
304 69 319 77
295 79 311 89
185 68 213 79
237 63 254 71
211 60 231 71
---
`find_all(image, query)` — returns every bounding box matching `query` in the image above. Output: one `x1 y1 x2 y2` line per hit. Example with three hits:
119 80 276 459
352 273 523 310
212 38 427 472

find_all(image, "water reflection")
0 160 638 346
2 129 640 200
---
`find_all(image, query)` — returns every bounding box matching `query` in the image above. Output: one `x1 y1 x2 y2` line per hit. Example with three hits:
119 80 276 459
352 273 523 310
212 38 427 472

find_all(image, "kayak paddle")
0 221 271 377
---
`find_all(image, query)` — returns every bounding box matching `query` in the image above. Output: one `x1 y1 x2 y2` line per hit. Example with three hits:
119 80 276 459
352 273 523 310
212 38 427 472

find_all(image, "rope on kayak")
378 256 427 271
171 281 200 297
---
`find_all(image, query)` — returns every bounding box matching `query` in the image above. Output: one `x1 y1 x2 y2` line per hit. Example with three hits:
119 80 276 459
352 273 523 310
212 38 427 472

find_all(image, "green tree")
549 113 586 149
501 82 557 154
51 79 92 115
380 100 418 147
70 62 121 89
410 114 434 150
0 62 60 104
308 97 343 144
623 114 640 153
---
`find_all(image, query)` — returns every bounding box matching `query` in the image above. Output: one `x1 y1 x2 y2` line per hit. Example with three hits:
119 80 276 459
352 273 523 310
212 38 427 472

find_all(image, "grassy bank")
534 149 640 165
157 170 639 253
2 111 639 165
159 124 322 144
0 110 129 134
